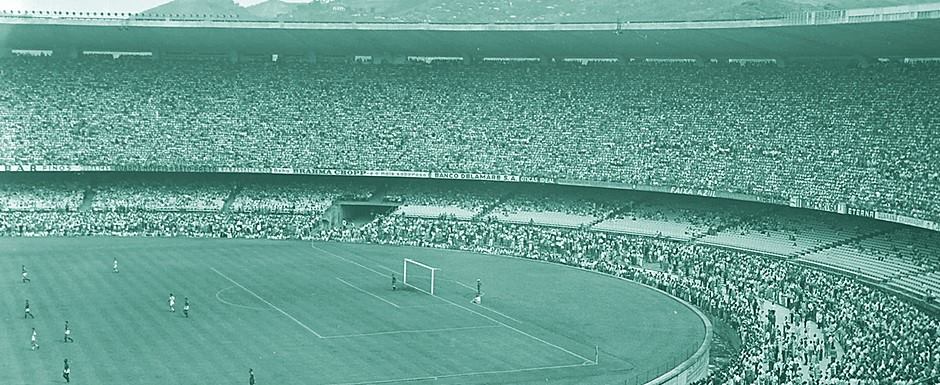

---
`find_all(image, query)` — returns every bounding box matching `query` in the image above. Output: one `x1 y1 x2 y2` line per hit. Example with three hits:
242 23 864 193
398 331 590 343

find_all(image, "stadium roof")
1 3 939 58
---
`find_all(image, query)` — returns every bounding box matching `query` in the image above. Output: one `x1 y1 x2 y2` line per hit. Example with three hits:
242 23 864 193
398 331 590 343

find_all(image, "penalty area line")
336 277 400 309
451 280 523 323
210 267 324 339
312 244 387 277
215 286 267 311
327 361 597 385
374 265 398 275
320 325 500 339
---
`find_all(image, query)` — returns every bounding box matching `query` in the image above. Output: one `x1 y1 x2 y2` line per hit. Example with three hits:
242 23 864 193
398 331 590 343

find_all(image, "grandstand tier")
1 58 939 229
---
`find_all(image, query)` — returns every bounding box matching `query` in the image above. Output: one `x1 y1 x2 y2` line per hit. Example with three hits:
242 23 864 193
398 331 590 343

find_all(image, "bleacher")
231 183 345 215
593 217 696 240
799 244 925 282
92 180 229 212
2 57 939 225
890 272 940 304
0 180 84 212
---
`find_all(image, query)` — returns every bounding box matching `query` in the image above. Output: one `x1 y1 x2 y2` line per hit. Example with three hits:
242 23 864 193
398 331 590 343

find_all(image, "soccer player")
183 298 190 318
391 274 397 291
22 265 30 283
471 293 482 305
113 258 119 273
476 279 481 296
168 293 176 312
25 299 34 319
31 328 39 350
64 321 73 343
249 368 255 385
63 359 70 383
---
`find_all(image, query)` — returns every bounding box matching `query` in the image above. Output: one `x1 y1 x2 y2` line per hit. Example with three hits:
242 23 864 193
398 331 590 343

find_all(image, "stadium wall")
643 295 711 385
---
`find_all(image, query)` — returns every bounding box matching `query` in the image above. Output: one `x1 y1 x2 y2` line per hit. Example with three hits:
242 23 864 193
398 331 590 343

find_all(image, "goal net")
403 259 439 295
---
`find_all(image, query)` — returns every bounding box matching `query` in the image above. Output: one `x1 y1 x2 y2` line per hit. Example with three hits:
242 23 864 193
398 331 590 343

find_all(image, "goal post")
403 259 439 295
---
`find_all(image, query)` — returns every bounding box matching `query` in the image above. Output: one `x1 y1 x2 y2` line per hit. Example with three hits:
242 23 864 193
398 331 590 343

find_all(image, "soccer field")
0 237 706 385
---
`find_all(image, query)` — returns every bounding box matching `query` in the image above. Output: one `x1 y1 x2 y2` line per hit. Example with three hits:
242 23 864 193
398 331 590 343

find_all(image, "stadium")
1 0 939 384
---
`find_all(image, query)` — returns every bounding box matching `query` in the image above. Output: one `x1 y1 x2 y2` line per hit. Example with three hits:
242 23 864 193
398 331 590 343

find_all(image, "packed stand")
317 215 940 385
231 180 369 214
0 211 323 239
493 186 623 218
0 180 84 212
383 180 502 211
2 57 939 223
92 180 229 212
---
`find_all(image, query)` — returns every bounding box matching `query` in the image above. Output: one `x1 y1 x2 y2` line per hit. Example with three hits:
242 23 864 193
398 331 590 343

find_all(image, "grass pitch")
1 237 705 385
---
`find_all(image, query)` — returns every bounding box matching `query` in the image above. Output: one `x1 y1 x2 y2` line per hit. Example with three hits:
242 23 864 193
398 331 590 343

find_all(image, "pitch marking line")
215 286 267 311
327 361 596 385
451 280 524 323
321 325 500 339
453 280 476 291
374 265 399 275
428 289 595 364
312 244 595 364
398 303 452 309
211 267 325 339
336 277 401 309
312 245 387 276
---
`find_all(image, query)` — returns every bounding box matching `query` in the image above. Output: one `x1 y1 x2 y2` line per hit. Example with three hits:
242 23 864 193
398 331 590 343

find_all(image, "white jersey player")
64 321 74 343
113 258 119 273
168 293 176 312
471 294 482 305
31 328 39 350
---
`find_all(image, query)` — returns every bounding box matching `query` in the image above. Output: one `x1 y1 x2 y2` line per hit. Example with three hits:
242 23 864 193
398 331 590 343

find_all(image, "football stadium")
1 1 939 384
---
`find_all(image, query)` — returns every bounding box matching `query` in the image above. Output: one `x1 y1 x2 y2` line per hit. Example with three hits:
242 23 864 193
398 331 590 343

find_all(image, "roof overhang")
1 4 939 58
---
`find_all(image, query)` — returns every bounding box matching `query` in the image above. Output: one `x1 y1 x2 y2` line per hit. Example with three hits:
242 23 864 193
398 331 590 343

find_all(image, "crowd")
92 180 229 212
0 181 84 212
231 182 364 214
0 211 323 239
384 180 503 210
2 57 939 223
317 215 940 385
494 187 624 218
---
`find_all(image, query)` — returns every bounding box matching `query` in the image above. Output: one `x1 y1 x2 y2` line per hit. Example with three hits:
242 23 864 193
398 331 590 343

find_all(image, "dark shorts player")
391 274 397 291
25 300 34 319
249 368 255 385
183 298 190 318
22 265 30 283
63 359 70 383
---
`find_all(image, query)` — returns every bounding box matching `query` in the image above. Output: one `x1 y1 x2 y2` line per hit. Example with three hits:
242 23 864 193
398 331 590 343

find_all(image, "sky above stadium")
1 0 312 13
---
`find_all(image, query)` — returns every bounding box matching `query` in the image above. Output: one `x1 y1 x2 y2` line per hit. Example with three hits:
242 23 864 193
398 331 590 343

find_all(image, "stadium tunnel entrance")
326 201 398 228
